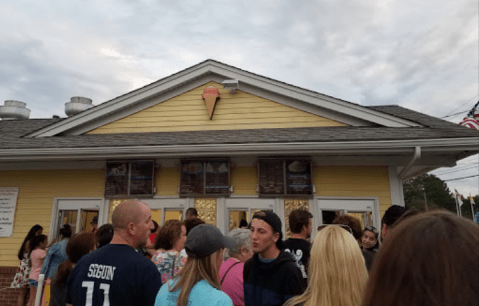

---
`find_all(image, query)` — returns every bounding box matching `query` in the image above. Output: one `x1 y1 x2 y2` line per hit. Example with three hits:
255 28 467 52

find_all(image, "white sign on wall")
0 187 19 237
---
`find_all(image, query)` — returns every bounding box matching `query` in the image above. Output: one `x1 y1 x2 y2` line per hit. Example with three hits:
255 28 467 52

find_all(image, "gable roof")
1 105 478 159
26 60 422 138
369 105 464 129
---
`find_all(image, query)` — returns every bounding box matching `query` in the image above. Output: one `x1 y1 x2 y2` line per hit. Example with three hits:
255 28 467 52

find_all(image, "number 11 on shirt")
82 281 110 306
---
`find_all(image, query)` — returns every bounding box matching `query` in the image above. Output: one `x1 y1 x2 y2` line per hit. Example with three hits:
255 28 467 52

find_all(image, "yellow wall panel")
313 166 392 215
0 169 104 267
88 81 347 134
231 166 258 196
155 167 180 196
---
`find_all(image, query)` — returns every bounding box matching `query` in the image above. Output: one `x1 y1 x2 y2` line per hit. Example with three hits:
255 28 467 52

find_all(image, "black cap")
91 216 98 223
184 224 235 258
252 210 283 250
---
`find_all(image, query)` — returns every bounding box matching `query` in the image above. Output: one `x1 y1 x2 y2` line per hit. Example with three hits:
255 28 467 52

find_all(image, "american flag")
460 101 479 130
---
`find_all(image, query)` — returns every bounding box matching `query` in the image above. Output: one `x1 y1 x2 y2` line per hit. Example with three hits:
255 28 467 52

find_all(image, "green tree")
403 174 457 212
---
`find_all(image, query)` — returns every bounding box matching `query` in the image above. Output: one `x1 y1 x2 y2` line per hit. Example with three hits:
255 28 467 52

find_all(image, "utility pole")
423 190 429 211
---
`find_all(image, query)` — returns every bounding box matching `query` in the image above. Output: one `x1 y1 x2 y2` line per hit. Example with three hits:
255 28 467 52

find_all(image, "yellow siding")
231 165 391 213
88 81 346 134
313 166 392 215
155 166 258 196
0 170 104 267
155 167 180 196
231 166 258 196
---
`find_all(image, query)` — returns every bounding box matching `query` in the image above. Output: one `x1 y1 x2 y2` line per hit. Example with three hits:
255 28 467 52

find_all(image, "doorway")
224 198 276 234
142 198 188 226
313 197 379 237
52 198 104 240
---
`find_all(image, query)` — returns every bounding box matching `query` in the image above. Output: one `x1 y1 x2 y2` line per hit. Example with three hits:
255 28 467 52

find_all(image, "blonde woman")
284 225 368 306
155 224 235 306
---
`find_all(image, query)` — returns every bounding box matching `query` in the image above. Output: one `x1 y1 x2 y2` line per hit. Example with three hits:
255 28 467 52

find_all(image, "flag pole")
471 203 475 221
454 194 460 217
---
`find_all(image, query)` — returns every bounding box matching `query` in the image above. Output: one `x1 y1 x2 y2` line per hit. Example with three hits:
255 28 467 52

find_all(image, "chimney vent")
0 100 31 120
65 97 93 116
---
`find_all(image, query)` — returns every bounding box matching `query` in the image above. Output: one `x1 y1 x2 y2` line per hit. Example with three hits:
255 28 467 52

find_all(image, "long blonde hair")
169 249 223 306
284 226 368 306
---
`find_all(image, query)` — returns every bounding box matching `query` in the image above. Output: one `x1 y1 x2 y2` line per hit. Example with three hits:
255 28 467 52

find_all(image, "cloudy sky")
1 0 478 198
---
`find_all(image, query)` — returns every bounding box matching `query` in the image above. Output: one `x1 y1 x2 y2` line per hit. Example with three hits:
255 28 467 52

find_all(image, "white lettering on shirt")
87 264 116 281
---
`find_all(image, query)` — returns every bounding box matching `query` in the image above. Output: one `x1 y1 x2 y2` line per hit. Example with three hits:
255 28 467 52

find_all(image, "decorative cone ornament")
202 86 220 120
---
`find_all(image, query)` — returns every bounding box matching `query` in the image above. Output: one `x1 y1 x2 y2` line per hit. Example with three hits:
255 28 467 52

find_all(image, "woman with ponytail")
50 232 97 306
11 224 43 306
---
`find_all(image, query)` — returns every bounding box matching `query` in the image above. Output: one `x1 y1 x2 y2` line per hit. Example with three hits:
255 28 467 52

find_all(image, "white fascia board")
0 138 477 162
26 63 214 138
27 61 420 138
206 63 421 128
62 75 216 136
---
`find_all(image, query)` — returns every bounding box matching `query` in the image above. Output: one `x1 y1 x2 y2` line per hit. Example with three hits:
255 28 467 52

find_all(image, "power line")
444 174 479 182
432 163 479 175
442 110 468 119
441 95 479 119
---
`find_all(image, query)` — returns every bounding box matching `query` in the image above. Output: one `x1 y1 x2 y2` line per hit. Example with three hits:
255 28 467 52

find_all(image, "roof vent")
65 97 93 117
0 100 31 120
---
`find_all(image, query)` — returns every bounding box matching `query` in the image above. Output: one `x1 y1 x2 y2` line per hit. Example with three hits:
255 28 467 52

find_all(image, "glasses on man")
364 226 379 235
317 224 353 235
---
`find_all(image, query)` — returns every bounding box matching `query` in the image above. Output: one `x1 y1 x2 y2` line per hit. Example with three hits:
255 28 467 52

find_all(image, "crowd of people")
11 202 479 306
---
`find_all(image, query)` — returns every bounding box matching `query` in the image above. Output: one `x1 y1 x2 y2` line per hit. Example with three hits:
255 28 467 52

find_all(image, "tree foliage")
403 174 478 220
403 174 457 212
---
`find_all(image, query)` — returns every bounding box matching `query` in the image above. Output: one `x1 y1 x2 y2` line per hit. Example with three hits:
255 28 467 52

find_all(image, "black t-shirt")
283 238 311 279
66 244 161 306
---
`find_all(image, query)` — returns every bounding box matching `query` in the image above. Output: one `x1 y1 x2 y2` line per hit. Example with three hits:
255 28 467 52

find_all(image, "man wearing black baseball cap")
243 210 306 306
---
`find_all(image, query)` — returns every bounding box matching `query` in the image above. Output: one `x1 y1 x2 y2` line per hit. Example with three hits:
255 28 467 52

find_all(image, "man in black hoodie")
243 210 306 306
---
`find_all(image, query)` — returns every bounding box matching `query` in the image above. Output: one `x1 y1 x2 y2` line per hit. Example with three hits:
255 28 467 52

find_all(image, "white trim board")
1 138 477 162
312 196 380 238
49 197 105 243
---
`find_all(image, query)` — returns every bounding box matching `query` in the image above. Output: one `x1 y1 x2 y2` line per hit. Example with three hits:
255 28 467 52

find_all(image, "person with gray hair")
219 228 254 306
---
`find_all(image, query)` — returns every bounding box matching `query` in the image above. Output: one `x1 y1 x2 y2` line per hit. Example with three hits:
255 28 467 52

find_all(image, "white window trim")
49 197 105 242
312 196 380 239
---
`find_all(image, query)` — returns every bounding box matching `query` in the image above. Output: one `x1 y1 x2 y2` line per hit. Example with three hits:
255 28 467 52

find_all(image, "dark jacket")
243 251 306 306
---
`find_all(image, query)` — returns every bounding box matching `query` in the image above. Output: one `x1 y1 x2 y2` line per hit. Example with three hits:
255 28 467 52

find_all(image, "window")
258 159 313 197
179 160 230 197
104 161 155 197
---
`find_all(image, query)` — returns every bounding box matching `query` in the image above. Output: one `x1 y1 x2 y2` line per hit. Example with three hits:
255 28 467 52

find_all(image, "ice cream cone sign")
202 86 220 120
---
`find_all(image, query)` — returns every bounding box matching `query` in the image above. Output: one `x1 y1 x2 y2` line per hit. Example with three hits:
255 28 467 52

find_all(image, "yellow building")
1 60 479 271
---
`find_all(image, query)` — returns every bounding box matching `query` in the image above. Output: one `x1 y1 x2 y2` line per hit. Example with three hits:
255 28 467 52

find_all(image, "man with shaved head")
66 201 161 306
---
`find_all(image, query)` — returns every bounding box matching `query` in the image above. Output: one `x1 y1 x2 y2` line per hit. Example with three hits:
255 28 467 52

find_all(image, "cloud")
0 0 477 121
0 0 477 194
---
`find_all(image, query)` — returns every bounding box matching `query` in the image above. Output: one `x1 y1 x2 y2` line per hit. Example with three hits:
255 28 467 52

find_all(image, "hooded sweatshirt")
243 251 306 306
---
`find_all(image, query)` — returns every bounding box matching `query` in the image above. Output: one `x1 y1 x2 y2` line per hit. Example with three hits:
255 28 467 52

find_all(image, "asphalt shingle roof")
1 106 478 150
